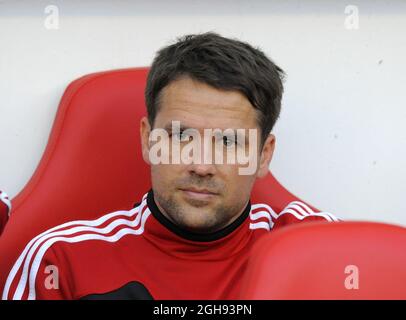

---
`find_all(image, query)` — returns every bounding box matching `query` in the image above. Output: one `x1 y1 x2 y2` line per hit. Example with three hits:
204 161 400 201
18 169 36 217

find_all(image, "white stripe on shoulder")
249 221 271 231
278 208 307 220
278 200 339 222
27 208 151 300
251 203 278 219
12 200 148 300
316 211 340 222
287 201 314 214
2 193 148 300
289 201 340 221
250 210 273 224
249 205 275 231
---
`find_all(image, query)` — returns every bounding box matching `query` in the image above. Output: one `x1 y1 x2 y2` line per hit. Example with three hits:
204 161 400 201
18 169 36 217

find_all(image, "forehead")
155 77 259 130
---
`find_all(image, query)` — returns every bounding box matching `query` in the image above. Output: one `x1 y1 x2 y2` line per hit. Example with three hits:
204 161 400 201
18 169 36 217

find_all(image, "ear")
256 134 276 178
140 117 152 165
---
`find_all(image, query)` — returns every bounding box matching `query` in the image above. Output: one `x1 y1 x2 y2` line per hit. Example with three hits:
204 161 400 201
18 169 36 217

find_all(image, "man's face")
141 76 275 233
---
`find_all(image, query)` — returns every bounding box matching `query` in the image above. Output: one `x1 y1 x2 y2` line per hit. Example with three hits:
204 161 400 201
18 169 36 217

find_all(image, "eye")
222 136 237 147
172 131 193 142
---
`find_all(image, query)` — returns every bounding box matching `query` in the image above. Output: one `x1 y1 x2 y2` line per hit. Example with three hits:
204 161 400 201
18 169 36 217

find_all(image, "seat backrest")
0 190 11 236
0 67 318 291
240 221 406 299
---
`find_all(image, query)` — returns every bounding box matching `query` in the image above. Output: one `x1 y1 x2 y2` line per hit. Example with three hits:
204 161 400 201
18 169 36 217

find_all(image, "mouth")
178 187 219 201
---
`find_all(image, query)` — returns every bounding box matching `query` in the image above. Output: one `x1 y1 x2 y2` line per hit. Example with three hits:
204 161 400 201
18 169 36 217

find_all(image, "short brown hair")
145 32 285 145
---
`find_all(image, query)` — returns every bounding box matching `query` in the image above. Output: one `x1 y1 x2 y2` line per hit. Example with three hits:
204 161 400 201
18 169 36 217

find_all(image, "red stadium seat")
0 190 11 236
240 221 406 299
0 67 323 292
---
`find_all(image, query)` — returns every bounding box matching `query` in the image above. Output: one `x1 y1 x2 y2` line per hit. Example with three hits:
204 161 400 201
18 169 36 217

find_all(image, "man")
3 33 338 300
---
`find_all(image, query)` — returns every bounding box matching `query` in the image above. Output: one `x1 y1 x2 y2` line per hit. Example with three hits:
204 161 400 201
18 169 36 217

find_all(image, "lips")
179 187 219 201
179 187 218 195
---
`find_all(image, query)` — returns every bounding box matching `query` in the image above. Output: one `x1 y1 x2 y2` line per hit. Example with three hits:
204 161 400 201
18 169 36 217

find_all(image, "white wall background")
0 0 405 226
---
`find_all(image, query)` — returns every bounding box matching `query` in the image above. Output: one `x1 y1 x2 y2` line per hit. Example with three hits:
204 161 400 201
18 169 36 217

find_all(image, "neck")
146 189 251 242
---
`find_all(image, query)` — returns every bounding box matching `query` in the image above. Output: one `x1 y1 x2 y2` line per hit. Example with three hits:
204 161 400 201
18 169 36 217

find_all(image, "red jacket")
3 189 338 300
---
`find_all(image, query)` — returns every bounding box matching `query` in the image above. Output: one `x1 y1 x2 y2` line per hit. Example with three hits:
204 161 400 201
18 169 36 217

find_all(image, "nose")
185 135 218 176
187 162 217 177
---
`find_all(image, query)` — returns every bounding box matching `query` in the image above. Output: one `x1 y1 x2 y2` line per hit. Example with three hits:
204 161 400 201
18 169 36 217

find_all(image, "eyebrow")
161 123 253 144
162 123 190 133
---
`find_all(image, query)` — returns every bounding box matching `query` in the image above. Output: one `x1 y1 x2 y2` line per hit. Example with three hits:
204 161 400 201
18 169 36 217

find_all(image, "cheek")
221 165 256 196
150 164 182 189
150 165 168 190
